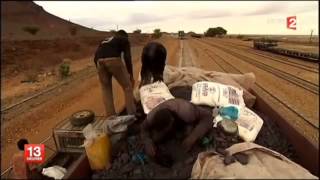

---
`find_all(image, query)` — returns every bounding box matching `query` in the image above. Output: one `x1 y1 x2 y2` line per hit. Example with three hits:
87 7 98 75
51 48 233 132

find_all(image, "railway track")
0 66 97 117
193 39 318 130
197 39 319 95
216 40 319 72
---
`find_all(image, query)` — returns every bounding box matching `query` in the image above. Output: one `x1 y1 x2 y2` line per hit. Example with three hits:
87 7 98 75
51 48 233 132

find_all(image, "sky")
34 1 319 35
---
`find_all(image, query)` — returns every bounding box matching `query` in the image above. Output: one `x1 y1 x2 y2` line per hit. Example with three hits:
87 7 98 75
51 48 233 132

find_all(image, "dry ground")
1 35 179 172
1 35 318 174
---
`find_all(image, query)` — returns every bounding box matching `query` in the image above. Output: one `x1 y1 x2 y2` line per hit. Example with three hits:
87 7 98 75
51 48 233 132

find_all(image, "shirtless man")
140 98 213 157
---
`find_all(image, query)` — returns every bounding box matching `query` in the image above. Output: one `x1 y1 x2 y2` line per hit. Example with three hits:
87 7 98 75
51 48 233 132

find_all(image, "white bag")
42 166 67 179
140 81 174 114
191 81 245 107
103 115 137 134
236 107 264 142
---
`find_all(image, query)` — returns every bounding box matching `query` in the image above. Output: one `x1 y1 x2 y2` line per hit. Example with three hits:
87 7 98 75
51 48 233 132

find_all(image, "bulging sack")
140 81 174 114
191 81 245 107
191 142 317 179
236 107 264 142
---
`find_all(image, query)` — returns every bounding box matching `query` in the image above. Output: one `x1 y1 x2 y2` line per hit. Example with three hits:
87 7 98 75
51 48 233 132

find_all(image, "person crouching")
140 42 167 87
140 99 213 157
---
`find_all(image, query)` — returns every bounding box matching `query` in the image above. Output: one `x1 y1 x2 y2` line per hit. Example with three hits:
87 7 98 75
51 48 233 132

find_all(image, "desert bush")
133 29 142 34
69 26 78 36
205 27 227 37
24 70 38 82
59 61 70 79
72 43 82 52
237 34 244 39
22 26 40 35
153 29 162 39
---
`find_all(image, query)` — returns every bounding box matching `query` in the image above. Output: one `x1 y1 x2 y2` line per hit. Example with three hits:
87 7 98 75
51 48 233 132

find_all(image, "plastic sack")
140 81 174 114
103 115 137 134
42 166 66 179
219 106 239 120
134 66 256 108
82 124 111 170
236 107 264 142
212 106 263 142
191 81 245 107
212 106 239 127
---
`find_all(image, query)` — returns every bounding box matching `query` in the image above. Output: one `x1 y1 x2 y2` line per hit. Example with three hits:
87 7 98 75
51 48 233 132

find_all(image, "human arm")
182 114 213 151
122 39 134 81
93 43 102 67
140 118 156 157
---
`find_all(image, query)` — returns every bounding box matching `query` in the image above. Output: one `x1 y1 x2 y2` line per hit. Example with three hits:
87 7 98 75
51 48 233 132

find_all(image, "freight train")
253 39 319 62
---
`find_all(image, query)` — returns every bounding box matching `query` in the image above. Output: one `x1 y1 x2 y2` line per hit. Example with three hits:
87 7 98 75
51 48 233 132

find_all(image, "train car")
1 72 318 179
178 31 185 39
253 39 318 62
60 89 318 179
253 39 278 50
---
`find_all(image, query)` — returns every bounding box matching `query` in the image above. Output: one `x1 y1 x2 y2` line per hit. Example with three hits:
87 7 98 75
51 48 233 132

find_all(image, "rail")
193 39 318 130
199 40 319 95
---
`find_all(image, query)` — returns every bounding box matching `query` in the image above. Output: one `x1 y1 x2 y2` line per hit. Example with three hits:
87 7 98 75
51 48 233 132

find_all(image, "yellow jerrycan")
85 132 112 170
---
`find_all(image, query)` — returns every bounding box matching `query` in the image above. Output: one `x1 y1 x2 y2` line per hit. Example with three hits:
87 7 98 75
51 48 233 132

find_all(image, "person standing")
94 30 136 117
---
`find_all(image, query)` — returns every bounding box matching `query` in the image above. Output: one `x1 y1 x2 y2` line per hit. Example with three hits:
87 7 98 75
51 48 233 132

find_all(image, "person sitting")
12 139 31 179
140 99 213 157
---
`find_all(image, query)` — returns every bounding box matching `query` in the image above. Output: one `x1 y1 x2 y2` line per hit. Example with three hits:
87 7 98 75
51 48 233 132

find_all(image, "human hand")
182 138 194 152
144 139 156 157
130 76 135 88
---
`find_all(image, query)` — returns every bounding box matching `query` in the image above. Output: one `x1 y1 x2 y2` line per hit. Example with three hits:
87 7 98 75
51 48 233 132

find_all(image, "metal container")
53 116 107 153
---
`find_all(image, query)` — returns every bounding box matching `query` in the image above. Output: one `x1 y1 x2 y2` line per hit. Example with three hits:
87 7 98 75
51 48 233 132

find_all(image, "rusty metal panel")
251 90 319 176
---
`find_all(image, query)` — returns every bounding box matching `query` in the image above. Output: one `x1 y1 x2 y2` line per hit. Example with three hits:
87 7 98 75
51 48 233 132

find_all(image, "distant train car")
253 39 278 50
191 34 202 38
178 30 185 39
253 39 318 62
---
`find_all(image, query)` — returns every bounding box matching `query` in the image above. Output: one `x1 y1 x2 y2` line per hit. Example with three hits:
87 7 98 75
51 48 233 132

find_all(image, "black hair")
17 138 29 151
151 108 175 130
116 30 128 38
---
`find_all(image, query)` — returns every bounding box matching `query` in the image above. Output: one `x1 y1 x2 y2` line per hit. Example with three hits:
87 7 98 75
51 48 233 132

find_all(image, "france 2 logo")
287 16 297 30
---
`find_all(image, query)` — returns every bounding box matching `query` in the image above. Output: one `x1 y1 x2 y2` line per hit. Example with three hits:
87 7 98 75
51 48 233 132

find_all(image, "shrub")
22 26 40 35
59 61 70 79
24 70 38 82
237 34 244 39
69 26 77 36
133 29 142 34
188 31 195 35
153 29 162 39
205 27 227 37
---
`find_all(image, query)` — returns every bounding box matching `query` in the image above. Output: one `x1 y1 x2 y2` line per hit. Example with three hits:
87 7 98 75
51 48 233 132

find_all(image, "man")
139 42 167 87
94 30 136 116
140 99 213 157
12 139 31 179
